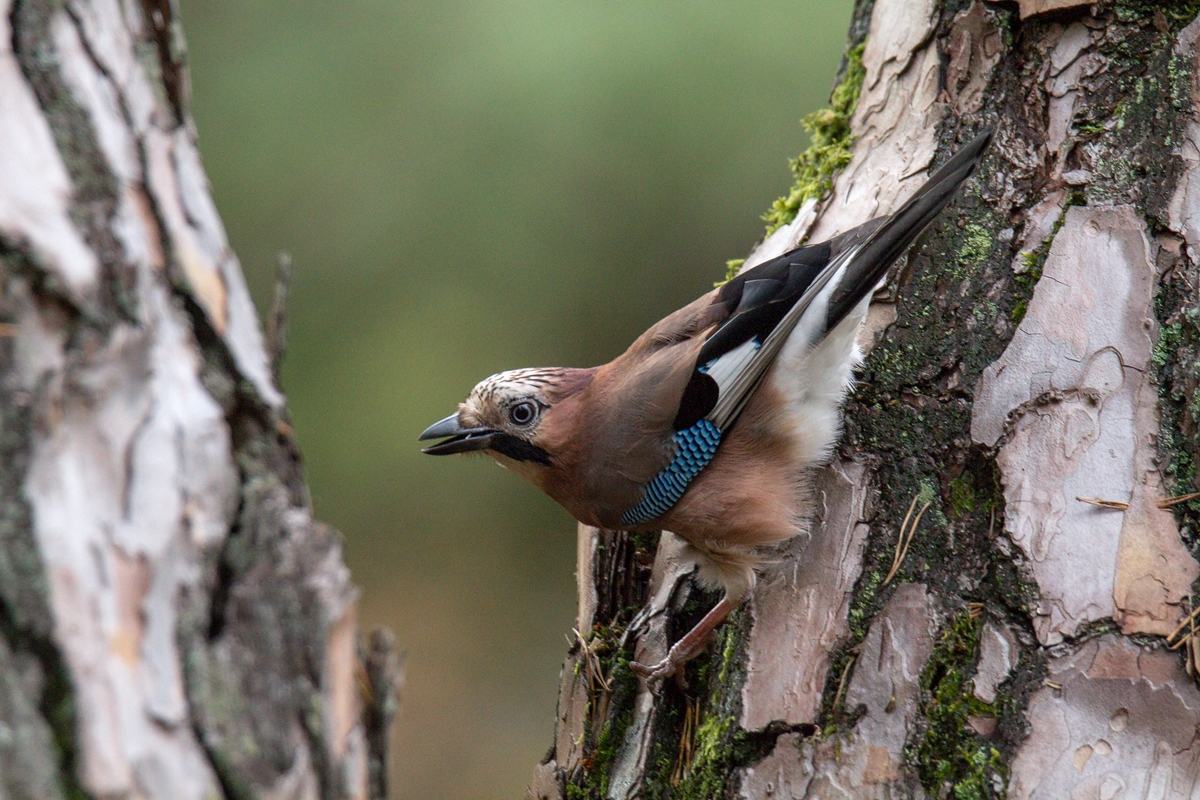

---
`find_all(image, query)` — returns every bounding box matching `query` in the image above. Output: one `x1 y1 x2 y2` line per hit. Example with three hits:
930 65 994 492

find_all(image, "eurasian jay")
420 130 992 682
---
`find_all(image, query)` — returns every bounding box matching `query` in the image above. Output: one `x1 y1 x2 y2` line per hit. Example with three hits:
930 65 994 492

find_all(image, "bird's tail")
824 129 993 328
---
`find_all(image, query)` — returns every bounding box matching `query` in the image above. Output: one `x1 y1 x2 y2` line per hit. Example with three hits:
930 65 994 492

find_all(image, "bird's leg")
630 595 736 684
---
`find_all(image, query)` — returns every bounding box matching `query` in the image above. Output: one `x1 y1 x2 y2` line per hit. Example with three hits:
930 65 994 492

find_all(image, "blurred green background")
181 2 852 797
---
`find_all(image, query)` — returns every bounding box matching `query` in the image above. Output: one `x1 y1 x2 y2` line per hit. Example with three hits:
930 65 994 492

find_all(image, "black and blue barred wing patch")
620 420 722 527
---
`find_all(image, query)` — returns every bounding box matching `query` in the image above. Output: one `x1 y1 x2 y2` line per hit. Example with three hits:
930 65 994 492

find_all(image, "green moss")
1113 0 1200 27
674 714 735 799
910 612 1005 799
1152 301 1200 545
761 43 866 237
581 657 638 796
719 259 745 285
1008 208 1066 323
717 624 738 685
694 715 732 765
1153 320 1184 372
847 568 883 643
947 477 975 518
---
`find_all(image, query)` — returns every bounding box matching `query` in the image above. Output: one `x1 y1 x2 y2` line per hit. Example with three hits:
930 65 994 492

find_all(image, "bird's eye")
509 401 537 426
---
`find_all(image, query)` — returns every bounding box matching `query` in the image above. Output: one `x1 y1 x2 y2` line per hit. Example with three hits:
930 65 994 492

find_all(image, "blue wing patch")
620 419 722 527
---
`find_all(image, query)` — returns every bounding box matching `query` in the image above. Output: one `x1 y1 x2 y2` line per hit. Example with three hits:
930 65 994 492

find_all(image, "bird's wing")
674 129 994 432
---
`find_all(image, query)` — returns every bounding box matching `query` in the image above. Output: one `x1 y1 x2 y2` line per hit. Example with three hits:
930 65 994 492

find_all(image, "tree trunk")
530 1 1200 798
0 1 396 798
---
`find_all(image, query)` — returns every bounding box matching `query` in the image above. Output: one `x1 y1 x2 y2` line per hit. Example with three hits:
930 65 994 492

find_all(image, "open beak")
418 412 498 455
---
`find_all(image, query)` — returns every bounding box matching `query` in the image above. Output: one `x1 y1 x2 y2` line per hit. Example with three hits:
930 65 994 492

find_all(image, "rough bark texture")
530 1 1200 798
0 0 394 797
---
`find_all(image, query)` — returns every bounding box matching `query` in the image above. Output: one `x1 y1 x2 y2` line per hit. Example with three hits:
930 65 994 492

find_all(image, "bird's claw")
630 657 678 689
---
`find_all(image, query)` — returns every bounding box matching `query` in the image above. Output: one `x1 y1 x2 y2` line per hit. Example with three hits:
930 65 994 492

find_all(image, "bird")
419 130 992 682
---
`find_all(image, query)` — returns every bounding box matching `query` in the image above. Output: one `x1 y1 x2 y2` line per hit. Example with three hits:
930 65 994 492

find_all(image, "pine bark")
0 1 396 798
531 1 1200 798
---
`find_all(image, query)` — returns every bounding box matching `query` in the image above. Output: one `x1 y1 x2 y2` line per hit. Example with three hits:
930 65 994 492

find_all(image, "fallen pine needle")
1167 602 1200 646
573 628 612 693
889 497 919 577
1191 628 1200 678
1075 497 1129 511
671 697 699 785
831 654 857 717
1158 492 1200 509
884 498 931 586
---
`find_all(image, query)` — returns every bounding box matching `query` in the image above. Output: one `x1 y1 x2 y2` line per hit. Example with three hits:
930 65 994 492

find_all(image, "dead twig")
268 251 292 379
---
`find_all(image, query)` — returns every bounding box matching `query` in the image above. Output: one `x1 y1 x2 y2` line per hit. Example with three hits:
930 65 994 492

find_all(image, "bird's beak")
418 412 498 455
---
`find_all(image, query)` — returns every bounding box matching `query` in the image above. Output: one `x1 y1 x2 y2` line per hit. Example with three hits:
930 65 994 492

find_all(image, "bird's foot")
629 655 679 687
630 596 736 690
630 633 709 690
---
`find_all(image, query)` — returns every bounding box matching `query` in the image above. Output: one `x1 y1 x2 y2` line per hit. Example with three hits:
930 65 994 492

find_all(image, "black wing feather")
825 129 993 328
671 240 832 429
698 239 832 366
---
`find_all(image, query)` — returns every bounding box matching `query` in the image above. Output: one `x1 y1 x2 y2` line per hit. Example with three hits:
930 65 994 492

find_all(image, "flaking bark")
532 1 1200 798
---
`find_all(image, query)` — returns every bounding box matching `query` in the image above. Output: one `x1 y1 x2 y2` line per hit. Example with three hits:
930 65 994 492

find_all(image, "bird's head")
419 367 595 482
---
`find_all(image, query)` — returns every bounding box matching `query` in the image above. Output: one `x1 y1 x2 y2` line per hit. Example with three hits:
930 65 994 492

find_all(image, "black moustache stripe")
491 433 553 466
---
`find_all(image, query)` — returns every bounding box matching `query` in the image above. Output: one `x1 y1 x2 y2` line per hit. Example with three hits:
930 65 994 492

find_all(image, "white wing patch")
703 245 860 430
701 337 760 393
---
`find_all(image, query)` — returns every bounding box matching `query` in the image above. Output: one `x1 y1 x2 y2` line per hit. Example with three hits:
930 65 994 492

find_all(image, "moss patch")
947 476 976 518
677 713 734 797
720 259 746 285
568 632 643 798
1147 4 1200 559
1153 294 1200 554
910 612 1005 800
761 43 866 238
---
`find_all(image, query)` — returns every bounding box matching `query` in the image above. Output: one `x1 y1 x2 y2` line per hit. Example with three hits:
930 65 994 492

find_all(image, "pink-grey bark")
0 0 395 798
